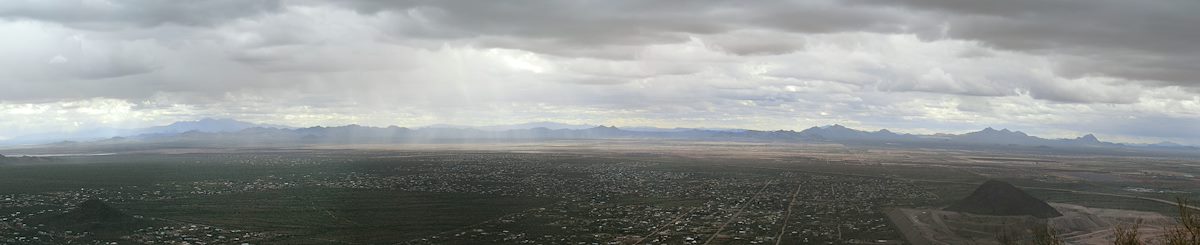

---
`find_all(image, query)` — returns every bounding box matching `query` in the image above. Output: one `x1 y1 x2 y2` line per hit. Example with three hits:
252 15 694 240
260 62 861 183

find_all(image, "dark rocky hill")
58 199 136 224
944 180 1063 218
34 199 153 239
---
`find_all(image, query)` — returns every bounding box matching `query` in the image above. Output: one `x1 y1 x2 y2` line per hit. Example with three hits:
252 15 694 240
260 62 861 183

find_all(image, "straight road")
704 180 773 245
775 181 804 245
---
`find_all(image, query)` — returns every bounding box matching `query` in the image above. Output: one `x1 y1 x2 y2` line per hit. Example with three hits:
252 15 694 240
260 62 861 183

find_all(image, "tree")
995 226 1021 245
1163 198 1199 245
1032 223 1065 245
993 221 1064 245
1113 221 1142 245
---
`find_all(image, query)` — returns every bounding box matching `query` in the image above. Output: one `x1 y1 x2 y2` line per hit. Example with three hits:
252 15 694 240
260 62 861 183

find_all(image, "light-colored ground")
888 203 1174 245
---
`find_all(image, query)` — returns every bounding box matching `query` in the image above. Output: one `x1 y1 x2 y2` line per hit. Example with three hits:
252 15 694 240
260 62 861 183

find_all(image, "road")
703 180 773 245
1019 186 1200 212
633 207 697 245
774 181 803 245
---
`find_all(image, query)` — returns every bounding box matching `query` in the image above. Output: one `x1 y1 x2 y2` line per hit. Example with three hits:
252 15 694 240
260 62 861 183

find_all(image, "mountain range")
2 119 1195 154
0 118 289 145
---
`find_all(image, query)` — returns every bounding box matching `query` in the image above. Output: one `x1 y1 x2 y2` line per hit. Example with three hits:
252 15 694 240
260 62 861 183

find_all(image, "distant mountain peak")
141 118 287 135
1153 141 1182 147
969 127 1028 136
1077 134 1099 142
423 121 595 131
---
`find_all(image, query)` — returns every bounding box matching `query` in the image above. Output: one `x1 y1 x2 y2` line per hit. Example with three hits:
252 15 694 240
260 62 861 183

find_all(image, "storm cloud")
0 0 1197 144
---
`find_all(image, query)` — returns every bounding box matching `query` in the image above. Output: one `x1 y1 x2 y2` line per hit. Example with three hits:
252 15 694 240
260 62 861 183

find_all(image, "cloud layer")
1 0 1198 144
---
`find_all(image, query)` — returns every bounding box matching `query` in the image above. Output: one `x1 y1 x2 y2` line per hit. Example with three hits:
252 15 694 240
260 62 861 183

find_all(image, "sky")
1 0 1199 144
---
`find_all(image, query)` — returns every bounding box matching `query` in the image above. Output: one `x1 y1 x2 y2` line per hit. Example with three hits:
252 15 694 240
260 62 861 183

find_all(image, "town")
0 149 948 244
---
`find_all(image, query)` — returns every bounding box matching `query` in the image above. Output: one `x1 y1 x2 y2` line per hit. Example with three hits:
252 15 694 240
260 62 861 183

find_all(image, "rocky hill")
944 180 1063 218
34 199 152 240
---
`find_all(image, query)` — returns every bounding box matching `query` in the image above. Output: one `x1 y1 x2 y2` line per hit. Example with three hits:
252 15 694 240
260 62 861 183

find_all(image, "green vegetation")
123 189 549 244
1 143 1197 244
1162 198 1199 245
1113 222 1142 245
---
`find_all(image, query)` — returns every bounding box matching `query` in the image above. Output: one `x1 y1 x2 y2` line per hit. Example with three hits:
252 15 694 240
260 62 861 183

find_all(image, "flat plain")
1 140 1196 244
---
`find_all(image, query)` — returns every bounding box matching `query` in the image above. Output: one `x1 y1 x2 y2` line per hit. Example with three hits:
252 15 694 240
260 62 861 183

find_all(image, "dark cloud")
343 0 729 43
335 0 1200 89
0 0 283 28
335 0 915 57
1 0 1198 143
849 0 1200 86
8 0 1194 87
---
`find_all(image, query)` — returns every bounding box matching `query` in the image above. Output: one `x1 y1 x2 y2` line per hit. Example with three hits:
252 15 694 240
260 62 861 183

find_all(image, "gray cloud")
330 0 1200 89
849 0 1200 85
0 0 282 28
4 0 1195 88
1 0 1198 144
331 0 916 57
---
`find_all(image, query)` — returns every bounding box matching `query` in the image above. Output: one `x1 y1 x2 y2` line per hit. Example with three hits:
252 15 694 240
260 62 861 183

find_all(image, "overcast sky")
2 0 1199 144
